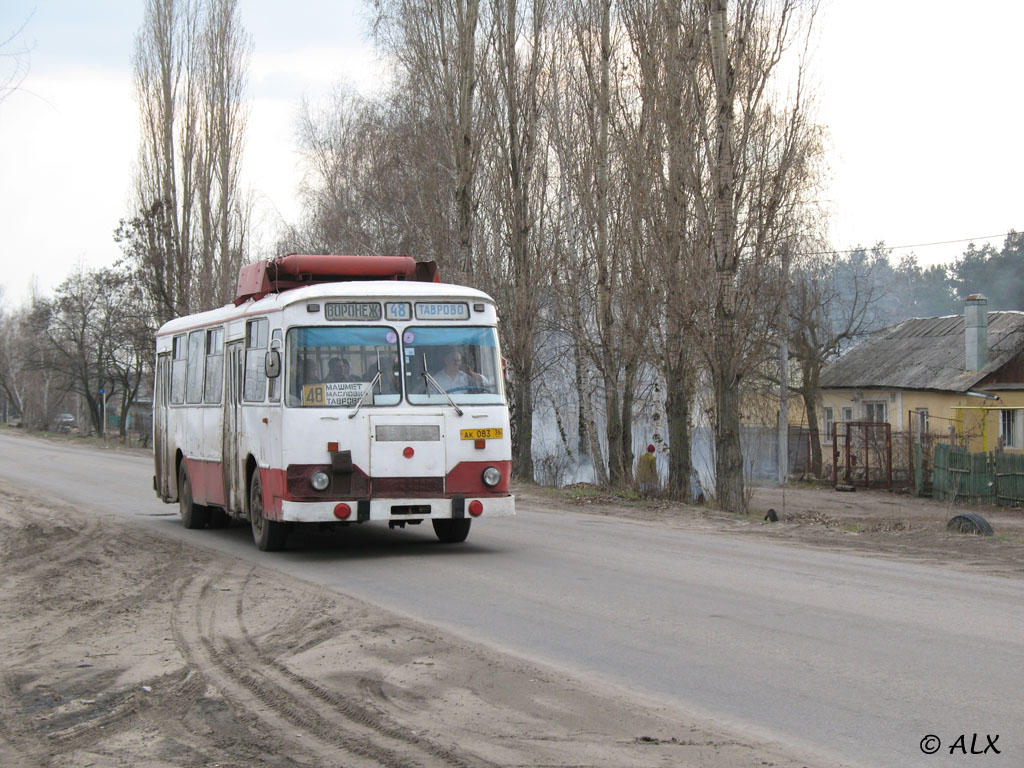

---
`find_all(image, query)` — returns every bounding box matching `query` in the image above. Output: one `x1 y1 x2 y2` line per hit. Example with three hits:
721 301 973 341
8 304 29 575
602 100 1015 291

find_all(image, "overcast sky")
2 0 1022 306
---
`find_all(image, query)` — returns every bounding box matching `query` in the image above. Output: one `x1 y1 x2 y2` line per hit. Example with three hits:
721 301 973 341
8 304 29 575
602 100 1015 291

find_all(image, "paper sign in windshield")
301 382 365 407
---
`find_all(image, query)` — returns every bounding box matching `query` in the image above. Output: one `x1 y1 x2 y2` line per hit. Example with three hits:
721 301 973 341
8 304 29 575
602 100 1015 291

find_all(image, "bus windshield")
287 327 401 407
404 326 504 405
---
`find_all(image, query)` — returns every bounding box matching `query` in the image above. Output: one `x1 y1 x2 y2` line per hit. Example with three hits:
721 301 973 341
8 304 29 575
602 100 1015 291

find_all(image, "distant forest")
864 230 1024 324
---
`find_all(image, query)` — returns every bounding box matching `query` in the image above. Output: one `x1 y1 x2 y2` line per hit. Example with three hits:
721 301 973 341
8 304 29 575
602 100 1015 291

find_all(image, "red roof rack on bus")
234 254 441 305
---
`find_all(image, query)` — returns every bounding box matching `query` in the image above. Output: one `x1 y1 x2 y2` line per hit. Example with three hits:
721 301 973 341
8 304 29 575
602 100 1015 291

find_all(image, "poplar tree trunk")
665 366 694 501
709 0 745 513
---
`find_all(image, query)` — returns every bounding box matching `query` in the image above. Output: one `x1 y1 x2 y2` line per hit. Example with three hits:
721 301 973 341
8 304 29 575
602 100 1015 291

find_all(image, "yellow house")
816 296 1024 456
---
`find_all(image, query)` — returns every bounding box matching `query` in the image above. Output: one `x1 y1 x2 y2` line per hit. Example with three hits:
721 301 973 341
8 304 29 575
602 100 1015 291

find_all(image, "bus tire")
250 469 287 551
432 518 471 543
178 464 210 530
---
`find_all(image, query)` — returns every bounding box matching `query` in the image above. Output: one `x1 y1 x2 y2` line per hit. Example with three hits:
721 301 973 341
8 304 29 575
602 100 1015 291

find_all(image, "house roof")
819 311 1024 393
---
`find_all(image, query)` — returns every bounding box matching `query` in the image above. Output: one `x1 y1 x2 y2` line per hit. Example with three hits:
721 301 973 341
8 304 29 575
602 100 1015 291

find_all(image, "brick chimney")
965 294 988 372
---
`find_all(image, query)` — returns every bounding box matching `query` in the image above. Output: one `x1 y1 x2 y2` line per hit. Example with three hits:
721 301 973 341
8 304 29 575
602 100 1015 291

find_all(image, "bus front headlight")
481 466 502 487
310 470 330 491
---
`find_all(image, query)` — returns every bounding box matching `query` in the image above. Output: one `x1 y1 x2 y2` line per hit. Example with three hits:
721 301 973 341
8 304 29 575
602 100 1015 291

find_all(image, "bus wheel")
432 518 471 543
250 470 287 551
178 464 210 530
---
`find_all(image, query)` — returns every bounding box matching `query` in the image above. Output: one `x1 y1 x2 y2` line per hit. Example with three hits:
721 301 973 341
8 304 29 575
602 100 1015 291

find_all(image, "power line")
805 232 1016 257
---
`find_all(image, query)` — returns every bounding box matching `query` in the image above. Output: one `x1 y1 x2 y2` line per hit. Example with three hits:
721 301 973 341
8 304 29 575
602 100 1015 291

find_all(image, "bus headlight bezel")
481 466 502 487
310 470 331 491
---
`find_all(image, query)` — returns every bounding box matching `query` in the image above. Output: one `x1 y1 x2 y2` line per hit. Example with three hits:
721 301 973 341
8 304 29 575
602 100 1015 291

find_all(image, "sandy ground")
0 473 820 768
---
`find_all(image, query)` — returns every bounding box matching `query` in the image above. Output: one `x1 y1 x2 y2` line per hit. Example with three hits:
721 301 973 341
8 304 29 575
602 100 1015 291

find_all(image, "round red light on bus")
468 500 483 517
403 446 415 458
334 503 352 520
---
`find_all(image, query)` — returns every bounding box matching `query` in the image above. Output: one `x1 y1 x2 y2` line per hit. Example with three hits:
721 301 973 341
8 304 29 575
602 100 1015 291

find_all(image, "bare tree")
475 0 554 478
0 288 28 421
696 0 822 510
706 0 745 511
553 0 640 486
789 247 889 476
1 11 32 104
131 0 192 323
618 0 711 499
127 0 250 324
27 267 126 435
374 0 484 278
199 0 251 306
288 82 462 260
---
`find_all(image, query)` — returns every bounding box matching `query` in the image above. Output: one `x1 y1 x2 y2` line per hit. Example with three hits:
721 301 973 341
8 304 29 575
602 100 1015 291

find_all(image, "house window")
1000 409 1022 450
864 401 887 423
822 406 834 444
840 406 853 441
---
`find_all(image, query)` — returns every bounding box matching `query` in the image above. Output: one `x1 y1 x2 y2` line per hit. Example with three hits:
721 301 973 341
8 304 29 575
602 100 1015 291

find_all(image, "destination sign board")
414 302 470 320
325 302 382 321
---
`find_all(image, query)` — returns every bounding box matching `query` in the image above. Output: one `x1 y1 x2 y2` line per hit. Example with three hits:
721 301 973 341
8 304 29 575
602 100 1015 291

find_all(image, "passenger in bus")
302 358 321 386
327 357 353 382
433 349 489 392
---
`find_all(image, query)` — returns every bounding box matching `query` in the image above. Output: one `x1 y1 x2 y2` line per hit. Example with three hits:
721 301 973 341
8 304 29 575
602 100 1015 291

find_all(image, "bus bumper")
279 495 516 523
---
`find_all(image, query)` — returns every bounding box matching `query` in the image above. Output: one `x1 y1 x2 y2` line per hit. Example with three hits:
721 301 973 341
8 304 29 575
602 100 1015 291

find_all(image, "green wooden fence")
996 451 1024 507
932 444 1024 507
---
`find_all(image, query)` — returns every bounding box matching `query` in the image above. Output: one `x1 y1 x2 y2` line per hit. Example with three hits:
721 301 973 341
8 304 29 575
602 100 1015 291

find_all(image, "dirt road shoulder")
517 483 1024 581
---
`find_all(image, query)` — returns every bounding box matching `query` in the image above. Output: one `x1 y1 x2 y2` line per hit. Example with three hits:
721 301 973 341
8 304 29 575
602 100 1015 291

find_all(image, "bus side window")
186 330 205 404
204 327 224 404
243 318 269 403
268 329 282 403
171 335 187 405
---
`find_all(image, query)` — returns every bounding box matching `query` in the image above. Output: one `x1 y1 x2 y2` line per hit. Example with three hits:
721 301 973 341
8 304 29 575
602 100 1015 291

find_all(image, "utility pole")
778 243 790 485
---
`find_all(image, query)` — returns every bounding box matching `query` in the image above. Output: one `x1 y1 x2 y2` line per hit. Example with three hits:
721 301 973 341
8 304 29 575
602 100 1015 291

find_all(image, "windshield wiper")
348 372 382 419
422 370 464 417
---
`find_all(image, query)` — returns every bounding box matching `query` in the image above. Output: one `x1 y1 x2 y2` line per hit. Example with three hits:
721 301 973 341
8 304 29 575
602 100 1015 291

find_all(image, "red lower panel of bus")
186 459 512 523
282 461 511 499
445 460 512 494
260 466 287 521
185 458 226 508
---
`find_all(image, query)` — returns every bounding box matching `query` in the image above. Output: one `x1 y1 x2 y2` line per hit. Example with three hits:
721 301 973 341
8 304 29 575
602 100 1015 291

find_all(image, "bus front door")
154 353 172 499
222 341 245 514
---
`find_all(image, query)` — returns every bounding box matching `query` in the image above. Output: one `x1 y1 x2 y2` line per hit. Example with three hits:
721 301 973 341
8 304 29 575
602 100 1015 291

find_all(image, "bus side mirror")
265 349 281 379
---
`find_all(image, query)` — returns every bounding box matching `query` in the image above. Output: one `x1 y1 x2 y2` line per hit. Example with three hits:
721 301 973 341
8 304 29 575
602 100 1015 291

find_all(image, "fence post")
914 442 923 496
886 423 892 491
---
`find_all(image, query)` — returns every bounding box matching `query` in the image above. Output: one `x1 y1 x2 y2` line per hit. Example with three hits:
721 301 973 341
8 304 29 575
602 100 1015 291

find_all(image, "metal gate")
831 421 892 489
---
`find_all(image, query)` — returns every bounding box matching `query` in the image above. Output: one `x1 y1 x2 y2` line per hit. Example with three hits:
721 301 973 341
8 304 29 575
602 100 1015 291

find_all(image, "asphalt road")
2 431 1021 768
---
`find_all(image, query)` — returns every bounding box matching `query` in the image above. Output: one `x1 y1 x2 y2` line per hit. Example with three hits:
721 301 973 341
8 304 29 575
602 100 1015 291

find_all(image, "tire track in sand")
171 563 495 768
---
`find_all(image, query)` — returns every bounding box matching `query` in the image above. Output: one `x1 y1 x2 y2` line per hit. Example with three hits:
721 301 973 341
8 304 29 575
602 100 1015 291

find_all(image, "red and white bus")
153 255 514 550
